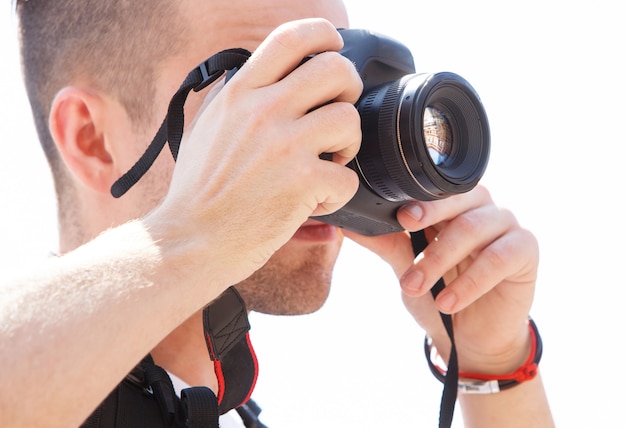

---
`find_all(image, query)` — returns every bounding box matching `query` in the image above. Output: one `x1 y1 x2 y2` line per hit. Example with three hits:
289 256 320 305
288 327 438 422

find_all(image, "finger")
294 101 362 164
343 230 414 277
434 227 539 314
309 161 359 216
396 185 493 232
232 19 344 89
278 51 363 112
399 204 518 296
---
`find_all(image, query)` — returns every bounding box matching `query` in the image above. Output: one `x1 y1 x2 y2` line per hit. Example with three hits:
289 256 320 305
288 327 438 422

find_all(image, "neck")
56 188 218 389
151 310 219 393
56 190 115 255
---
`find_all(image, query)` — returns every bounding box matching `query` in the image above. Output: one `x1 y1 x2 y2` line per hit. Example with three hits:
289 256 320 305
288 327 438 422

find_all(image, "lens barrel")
354 72 490 202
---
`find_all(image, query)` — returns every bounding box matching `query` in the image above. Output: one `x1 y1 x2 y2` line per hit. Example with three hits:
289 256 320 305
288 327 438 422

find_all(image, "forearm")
459 372 554 428
0 219 225 427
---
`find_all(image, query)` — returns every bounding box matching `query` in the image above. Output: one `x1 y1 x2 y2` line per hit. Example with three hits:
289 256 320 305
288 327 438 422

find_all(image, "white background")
2 1 625 426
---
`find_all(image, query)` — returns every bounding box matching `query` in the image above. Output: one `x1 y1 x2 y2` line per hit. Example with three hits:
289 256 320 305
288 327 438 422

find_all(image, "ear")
49 87 115 193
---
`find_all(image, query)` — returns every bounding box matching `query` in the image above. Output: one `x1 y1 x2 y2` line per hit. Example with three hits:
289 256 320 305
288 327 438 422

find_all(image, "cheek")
146 150 175 199
121 147 175 218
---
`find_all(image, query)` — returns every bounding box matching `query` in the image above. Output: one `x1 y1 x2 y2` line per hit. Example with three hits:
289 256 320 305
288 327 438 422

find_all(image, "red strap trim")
213 360 226 405
240 333 259 406
204 330 227 405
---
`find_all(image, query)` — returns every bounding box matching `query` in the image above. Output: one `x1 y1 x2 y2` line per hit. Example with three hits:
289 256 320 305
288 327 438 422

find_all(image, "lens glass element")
423 107 453 166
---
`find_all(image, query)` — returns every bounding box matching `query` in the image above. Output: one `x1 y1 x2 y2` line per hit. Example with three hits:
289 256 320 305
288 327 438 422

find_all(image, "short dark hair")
16 0 183 199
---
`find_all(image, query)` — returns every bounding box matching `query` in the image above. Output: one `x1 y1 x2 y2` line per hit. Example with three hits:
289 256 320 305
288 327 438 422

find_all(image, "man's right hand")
152 18 363 289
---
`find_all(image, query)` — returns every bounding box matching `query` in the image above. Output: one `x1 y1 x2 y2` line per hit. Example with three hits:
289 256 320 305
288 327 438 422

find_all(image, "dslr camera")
112 28 490 236
311 29 490 235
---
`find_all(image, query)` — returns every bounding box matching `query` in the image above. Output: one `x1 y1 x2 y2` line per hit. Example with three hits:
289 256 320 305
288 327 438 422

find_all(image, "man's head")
16 0 350 315
16 0 187 248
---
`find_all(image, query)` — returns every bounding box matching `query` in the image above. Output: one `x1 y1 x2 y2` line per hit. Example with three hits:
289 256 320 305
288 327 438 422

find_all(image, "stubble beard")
234 242 340 316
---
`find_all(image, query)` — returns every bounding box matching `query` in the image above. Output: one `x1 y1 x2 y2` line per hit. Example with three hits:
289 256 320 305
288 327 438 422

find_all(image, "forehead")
182 0 349 54
151 0 350 126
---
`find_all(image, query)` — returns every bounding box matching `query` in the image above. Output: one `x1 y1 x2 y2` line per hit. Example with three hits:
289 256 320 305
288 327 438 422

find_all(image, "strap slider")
194 61 225 92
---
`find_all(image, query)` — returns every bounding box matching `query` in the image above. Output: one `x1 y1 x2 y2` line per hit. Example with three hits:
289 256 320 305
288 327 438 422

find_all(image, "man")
4 0 553 426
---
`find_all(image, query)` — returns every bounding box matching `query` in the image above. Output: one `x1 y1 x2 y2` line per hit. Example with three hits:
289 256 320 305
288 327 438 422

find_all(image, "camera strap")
411 230 459 428
110 48 251 198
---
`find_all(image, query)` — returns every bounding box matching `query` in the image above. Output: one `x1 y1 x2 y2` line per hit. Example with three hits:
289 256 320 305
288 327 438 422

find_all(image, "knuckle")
459 272 482 296
335 102 361 128
313 51 351 77
423 246 446 271
316 102 360 139
336 52 358 76
515 227 540 261
454 212 479 236
315 52 361 83
498 207 519 227
272 23 307 51
273 19 338 54
473 184 492 202
345 168 360 194
482 244 508 271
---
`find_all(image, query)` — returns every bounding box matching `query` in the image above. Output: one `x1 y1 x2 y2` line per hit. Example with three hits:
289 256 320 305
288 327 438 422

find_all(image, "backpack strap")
180 387 219 427
202 286 259 414
81 356 183 428
81 287 260 427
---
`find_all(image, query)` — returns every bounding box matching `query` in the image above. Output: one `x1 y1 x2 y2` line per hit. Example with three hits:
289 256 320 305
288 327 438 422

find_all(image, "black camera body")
311 29 490 235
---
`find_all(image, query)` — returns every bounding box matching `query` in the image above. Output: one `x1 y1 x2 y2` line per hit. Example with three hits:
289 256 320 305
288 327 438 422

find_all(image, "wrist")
426 319 542 394
429 318 532 375
458 322 532 376
141 211 225 301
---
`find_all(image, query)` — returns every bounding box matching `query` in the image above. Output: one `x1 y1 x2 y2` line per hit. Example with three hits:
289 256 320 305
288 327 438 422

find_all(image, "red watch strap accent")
425 318 543 393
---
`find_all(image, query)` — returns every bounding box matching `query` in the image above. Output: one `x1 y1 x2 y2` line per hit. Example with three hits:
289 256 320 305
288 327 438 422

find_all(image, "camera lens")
423 106 453 166
354 72 490 202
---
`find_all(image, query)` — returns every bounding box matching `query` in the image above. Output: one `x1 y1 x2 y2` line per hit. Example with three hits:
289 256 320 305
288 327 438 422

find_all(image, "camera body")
312 29 490 235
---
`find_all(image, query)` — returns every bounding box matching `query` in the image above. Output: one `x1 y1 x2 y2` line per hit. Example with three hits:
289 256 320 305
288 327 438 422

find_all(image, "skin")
1 0 554 426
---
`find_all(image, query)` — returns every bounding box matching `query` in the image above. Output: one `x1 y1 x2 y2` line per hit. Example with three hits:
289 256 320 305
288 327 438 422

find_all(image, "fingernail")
404 204 423 222
401 270 424 295
437 291 458 312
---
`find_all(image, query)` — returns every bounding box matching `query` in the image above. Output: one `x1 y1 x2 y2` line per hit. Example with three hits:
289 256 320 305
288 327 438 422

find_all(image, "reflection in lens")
423 107 453 166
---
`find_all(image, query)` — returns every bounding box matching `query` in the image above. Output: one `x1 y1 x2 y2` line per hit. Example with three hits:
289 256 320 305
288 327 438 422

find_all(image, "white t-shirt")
167 371 246 428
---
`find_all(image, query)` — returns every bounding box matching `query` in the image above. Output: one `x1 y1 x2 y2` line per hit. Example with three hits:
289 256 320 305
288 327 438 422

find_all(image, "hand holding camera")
149 19 363 285
119 18 490 284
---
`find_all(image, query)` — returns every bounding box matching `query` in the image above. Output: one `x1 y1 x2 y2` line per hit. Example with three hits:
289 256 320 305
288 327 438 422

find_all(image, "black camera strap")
111 48 251 198
411 230 459 428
